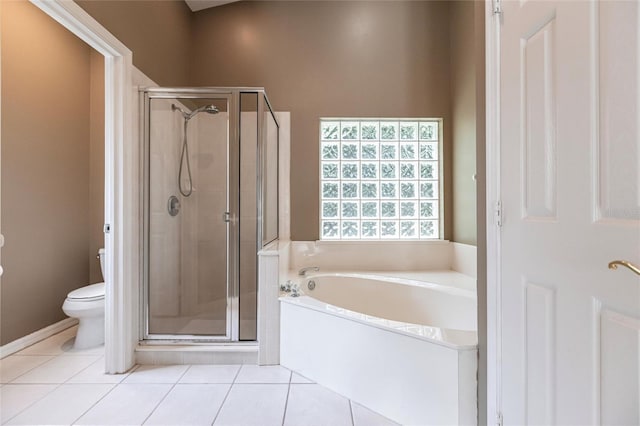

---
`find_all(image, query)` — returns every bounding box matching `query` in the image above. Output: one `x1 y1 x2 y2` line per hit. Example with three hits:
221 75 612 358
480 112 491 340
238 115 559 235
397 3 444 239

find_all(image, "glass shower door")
144 93 235 340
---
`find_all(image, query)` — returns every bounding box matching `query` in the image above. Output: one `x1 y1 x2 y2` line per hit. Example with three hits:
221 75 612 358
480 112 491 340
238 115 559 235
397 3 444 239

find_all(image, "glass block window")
320 119 441 240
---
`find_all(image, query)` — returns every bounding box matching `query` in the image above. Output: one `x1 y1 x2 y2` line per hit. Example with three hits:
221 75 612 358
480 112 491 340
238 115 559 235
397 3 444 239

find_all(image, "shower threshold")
135 342 259 365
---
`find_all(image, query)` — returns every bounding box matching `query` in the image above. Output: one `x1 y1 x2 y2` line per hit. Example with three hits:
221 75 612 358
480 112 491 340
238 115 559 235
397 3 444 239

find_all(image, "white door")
498 0 640 424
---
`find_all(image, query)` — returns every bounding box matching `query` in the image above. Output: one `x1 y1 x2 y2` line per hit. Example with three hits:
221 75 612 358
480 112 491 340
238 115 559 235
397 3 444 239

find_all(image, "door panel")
595 0 639 221
521 16 557 220
598 305 640 424
524 281 555 426
499 0 640 424
146 95 232 339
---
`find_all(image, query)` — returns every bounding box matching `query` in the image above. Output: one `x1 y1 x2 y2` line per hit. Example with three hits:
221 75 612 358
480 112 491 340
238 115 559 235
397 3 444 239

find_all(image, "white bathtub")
280 271 477 425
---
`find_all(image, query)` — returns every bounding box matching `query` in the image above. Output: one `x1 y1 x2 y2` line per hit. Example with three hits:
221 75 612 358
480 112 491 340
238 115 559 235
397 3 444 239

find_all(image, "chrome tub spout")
298 266 320 276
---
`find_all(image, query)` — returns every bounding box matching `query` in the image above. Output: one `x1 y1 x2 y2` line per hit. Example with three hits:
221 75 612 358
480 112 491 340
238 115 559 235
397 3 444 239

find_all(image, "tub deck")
286 269 476 291
281 269 477 349
279 269 478 425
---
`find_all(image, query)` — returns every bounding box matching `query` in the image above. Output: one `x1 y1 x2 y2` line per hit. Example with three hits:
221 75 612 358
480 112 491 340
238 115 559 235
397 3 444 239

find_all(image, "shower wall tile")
197 240 227 309
148 99 183 324
196 114 228 192
240 242 258 340
149 233 179 318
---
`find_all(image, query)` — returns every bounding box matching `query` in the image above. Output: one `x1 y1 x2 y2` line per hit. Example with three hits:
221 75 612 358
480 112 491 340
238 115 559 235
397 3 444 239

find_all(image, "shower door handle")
223 212 231 223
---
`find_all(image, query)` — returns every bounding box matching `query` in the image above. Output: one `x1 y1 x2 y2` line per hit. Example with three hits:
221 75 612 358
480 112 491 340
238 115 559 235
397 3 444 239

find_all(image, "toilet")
62 248 106 349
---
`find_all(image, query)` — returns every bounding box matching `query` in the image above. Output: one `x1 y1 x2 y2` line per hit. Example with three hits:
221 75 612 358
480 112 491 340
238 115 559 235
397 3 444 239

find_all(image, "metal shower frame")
141 87 279 342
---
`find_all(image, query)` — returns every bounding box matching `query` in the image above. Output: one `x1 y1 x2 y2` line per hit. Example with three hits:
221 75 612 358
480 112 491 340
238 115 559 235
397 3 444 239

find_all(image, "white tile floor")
0 326 398 425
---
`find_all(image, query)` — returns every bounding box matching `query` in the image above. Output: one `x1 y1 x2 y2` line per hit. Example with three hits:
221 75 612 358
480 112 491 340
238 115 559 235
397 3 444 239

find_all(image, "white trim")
486 0 502 424
0 318 78 359
314 239 450 246
276 112 291 241
451 242 477 278
257 249 280 365
29 0 136 374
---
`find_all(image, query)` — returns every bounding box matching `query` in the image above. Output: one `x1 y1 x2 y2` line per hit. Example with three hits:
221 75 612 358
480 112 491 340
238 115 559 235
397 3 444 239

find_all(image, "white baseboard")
0 317 79 359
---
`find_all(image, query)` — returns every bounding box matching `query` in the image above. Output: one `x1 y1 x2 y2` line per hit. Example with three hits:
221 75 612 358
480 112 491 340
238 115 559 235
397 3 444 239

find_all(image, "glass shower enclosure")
142 88 279 342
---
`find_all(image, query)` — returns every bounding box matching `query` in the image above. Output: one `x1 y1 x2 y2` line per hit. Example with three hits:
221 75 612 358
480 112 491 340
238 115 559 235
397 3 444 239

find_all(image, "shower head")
190 104 219 118
172 103 219 120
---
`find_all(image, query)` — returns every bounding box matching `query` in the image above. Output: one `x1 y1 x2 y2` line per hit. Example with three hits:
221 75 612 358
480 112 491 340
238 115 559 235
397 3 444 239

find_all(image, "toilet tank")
98 248 106 280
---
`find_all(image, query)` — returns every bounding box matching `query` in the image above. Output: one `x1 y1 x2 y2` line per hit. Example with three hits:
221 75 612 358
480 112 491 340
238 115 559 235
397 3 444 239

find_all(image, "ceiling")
184 0 242 12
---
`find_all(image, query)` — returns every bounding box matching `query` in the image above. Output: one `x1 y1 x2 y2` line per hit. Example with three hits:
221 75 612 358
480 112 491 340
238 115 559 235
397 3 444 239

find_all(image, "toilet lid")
67 282 105 301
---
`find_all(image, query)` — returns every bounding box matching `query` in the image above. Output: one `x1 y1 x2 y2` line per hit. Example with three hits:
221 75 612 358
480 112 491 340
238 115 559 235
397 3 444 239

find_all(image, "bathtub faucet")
298 266 319 276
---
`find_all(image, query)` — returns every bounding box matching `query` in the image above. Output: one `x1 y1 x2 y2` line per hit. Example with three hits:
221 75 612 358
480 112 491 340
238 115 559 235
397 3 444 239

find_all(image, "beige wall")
89 50 105 284
76 0 193 86
0 0 103 345
190 0 453 240
73 0 482 243
450 0 477 246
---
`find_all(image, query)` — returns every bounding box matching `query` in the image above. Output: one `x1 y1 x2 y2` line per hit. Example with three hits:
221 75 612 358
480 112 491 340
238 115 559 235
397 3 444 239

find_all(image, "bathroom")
0 1 485 425
3 0 639 424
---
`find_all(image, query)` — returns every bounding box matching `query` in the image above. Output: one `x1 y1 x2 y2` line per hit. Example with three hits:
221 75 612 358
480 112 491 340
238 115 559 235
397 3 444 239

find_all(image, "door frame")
29 0 137 374
140 88 238 342
485 0 502 424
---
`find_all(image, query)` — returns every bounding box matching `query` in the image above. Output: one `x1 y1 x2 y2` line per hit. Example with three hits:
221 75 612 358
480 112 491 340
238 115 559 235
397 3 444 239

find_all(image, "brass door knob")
608 260 640 276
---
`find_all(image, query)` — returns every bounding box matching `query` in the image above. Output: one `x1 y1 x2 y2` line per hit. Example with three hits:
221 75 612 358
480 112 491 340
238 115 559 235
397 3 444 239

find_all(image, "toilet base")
74 316 105 349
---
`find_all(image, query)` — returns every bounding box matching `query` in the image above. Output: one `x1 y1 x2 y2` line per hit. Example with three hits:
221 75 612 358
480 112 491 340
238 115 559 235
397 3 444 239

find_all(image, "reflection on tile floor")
0 327 398 425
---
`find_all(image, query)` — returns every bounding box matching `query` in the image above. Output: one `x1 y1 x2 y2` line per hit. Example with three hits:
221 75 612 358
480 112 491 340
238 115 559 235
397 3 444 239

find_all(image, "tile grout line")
1 350 70 423
2 354 58 384
69 382 118 425
62 355 105 384
210 364 243 425
140 364 192 425
2 381 64 424
1 332 82 424
70 364 142 425
281 371 293 426
349 399 355 426
233 364 244 384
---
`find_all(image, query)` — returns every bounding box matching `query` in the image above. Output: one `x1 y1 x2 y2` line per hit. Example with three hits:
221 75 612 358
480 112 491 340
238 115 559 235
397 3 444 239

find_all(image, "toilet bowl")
62 248 106 349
